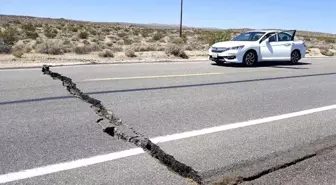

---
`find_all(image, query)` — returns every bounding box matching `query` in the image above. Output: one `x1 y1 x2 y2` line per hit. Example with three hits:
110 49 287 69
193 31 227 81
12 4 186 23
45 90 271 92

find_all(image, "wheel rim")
291 51 300 64
245 52 255 66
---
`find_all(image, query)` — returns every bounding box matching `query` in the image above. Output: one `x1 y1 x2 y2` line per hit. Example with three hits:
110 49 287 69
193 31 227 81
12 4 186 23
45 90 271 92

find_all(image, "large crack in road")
41 65 203 184
41 65 335 185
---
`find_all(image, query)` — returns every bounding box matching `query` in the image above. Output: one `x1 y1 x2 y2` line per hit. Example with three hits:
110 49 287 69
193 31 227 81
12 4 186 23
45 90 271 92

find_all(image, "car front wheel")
243 51 257 66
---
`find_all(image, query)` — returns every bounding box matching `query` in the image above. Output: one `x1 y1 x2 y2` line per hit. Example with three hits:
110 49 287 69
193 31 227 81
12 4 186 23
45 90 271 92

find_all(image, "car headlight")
228 45 245 50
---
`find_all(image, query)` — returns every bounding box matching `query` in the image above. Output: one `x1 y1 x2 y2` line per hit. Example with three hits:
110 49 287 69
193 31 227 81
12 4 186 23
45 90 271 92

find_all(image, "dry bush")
152 32 164 41
12 41 32 53
0 44 12 54
37 39 64 55
117 31 127 38
78 31 89 39
98 49 114 58
21 23 36 32
125 47 136 57
171 38 185 45
110 46 123 52
83 40 90 45
73 44 100 54
131 43 156 52
89 29 97 35
73 45 91 54
25 31 39 39
320 49 334 56
106 41 113 47
203 30 232 46
0 27 19 45
123 38 132 45
164 44 188 59
12 50 24 58
44 26 58 38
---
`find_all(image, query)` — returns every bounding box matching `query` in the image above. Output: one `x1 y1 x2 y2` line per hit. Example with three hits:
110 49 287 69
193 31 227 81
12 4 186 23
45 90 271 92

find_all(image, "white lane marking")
1 104 336 183
82 72 223 82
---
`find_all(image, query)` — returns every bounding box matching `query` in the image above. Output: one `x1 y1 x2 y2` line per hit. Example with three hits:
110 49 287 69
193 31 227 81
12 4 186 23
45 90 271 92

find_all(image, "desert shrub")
106 42 113 47
12 50 24 58
37 39 64 55
69 26 79 32
131 43 161 52
133 29 140 36
320 49 334 56
91 38 98 43
164 44 188 59
171 38 185 45
204 30 232 46
117 31 127 38
111 46 123 52
73 44 100 54
152 32 164 41
25 31 39 39
102 28 111 33
98 34 105 41
123 38 132 45
21 23 36 32
73 46 91 54
90 29 97 35
78 31 89 39
44 26 58 38
0 27 19 45
141 29 151 37
0 44 12 54
125 47 136 57
83 40 90 45
12 41 32 53
98 49 114 58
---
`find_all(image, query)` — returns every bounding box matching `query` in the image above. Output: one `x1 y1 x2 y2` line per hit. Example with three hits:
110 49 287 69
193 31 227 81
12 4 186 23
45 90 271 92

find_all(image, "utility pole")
179 0 183 37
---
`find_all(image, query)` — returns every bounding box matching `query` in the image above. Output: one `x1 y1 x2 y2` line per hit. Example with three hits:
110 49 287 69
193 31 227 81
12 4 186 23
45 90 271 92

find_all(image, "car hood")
212 41 255 48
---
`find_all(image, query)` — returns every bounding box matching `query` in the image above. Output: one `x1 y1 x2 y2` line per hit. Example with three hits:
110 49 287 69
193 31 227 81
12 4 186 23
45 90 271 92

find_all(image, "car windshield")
232 32 266 41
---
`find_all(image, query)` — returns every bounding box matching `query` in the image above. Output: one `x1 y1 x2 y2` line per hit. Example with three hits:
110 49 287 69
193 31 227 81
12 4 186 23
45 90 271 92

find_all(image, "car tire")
243 50 257 66
290 50 301 64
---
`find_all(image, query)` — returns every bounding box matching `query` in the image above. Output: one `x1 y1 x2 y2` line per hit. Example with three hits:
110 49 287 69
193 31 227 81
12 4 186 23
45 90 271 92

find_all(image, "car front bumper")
208 50 244 63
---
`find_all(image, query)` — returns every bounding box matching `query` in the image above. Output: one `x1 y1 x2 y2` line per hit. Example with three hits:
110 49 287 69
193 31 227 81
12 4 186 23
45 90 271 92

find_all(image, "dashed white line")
1 104 336 184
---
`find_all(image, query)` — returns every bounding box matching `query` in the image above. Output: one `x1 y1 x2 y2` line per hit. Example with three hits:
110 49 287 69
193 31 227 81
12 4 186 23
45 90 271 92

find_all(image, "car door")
259 32 277 61
270 30 296 60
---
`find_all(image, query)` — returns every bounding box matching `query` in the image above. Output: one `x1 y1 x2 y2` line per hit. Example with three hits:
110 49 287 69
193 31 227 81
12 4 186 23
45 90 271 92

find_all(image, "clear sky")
1 0 336 33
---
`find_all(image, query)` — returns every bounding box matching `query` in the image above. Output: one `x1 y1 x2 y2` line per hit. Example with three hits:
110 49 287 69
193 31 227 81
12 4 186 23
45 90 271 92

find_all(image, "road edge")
0 59 209 70
0 56 335 70
201 134 336 185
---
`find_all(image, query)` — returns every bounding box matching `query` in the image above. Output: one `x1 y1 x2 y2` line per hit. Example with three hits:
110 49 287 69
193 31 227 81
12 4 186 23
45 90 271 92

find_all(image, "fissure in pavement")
41 65 203 184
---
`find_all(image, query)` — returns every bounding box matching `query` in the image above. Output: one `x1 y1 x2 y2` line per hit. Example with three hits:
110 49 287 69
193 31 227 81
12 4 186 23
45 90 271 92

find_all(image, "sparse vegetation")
44 26 58 38
98 49 114 58
125 47 136 57
37 39 64 55
78 31 89 39
12 50 24 58
320 49 334 56
205 30 232 46
0 15 335 63
165 44 188 59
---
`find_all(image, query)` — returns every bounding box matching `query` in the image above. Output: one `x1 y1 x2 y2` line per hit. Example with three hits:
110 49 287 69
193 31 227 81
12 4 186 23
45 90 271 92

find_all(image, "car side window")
260 32 276 42
278 33 291 41
268 34 277 42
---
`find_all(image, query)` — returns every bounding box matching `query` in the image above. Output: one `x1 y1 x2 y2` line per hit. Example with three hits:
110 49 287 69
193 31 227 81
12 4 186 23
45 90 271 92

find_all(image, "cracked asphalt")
0 59 336 185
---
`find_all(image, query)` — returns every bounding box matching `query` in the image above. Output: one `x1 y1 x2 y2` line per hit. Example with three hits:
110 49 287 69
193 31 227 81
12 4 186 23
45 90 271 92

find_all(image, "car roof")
246 29 289 34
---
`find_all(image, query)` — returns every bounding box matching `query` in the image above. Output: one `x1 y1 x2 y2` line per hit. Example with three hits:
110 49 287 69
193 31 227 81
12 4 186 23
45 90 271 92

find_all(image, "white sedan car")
208 30 306 66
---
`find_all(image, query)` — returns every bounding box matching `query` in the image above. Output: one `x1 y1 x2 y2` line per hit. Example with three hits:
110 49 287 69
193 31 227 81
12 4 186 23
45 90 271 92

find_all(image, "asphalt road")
0 59 336 185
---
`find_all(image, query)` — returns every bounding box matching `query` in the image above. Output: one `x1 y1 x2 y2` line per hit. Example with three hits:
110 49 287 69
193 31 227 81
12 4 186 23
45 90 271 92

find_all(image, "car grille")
211 47 228 53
